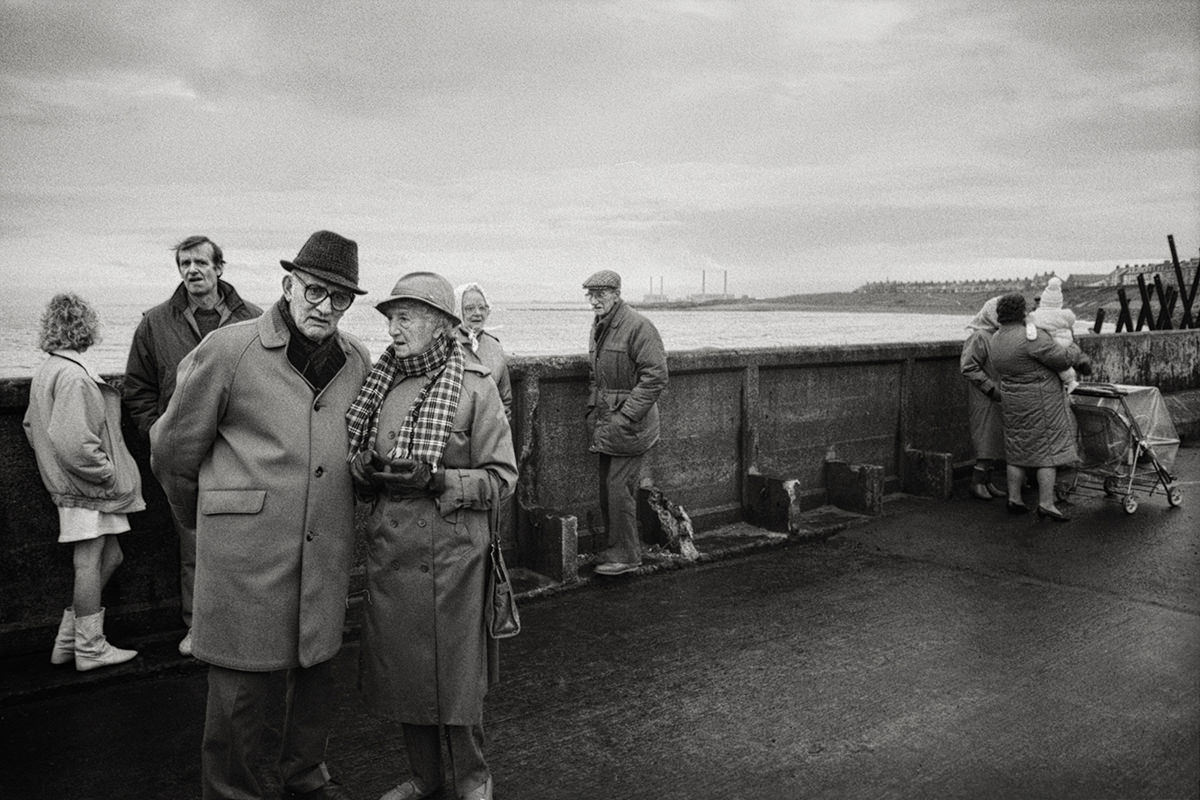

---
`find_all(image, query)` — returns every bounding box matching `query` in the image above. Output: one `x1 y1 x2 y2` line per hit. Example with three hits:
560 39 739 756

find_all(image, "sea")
0 297 1101 379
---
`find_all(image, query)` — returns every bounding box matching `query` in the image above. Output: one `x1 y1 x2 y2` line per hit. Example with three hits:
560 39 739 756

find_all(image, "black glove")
1076 357 1092 376
372 457 435 492
350 450 384 487
986 386 1001 402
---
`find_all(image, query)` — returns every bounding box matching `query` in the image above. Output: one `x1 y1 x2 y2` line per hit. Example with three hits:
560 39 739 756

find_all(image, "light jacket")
24 351 146 514
124 280 262 438
150 304 371 671
989 323 1083 468
359 362 517 726
960 329 1005 462
586 300 668 456
455 325 513 419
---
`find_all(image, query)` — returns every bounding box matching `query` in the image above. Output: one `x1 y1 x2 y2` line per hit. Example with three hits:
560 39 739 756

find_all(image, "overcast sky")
1 0 1197 304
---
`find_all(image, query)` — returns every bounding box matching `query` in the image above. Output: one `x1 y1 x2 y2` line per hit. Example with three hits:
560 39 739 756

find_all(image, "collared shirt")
183 292 229 339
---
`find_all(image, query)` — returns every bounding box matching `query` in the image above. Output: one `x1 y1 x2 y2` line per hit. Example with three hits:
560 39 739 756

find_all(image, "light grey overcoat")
151 305 371 671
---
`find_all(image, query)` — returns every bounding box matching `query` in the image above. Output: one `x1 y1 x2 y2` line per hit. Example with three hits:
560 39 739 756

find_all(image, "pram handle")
1070 382 1127 398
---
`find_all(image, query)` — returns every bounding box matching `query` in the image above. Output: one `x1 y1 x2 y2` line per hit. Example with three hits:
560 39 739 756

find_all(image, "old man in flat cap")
582 270 668 576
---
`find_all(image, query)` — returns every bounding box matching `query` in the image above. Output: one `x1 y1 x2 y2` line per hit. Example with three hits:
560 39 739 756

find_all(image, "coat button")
390 560 401 570
314 402 323 411
417 519 427 527
306 531 316 542
314 466 324 477
420 565 429 573
387 431 397 440
389 518 399 528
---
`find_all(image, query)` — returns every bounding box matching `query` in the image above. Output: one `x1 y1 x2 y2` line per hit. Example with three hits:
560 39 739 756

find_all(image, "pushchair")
1056 382 1182 514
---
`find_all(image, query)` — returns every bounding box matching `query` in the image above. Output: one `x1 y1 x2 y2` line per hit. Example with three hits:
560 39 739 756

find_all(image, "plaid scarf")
346 332 466 467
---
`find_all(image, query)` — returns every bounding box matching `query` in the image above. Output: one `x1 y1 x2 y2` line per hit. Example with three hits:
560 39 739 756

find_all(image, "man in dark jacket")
583 270 668 576
123 235 262 656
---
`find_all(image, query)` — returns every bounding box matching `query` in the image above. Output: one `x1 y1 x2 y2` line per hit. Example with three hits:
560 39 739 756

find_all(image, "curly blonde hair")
38 293 101 353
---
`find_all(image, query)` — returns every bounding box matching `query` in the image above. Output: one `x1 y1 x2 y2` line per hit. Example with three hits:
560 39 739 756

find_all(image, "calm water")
0 297 1097 379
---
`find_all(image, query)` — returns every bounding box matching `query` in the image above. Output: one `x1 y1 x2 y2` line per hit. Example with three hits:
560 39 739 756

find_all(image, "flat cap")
582 269 622 290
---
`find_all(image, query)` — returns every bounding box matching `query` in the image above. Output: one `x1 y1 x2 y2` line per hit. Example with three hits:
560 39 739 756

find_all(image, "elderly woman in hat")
348 272 516 800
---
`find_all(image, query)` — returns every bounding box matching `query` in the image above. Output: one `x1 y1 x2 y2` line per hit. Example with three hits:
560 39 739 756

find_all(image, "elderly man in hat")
123 234 262 657
151 231 372 800
348 272 515 800
582 269 668 575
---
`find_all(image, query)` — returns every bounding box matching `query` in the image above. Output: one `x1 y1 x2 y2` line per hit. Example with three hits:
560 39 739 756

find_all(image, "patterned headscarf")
346 331 466 467
965 296 1002 333
454 281 491 353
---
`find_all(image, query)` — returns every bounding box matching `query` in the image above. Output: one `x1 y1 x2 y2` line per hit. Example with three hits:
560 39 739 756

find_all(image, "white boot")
50 607 75 665
74 608 137 672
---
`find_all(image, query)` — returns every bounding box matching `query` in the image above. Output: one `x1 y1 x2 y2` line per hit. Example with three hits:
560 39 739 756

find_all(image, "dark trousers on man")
401 723 489 796
598 452 644 564
202 660 337 800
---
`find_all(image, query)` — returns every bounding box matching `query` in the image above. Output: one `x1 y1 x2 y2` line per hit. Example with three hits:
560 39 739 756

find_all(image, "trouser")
202 660 336 800
174 511 196 627
402 722 489 796
598 452 644 563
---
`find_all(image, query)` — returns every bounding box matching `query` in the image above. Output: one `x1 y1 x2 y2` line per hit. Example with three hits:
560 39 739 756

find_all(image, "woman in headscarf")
960 296 1006 500
453 282 512 420
989 293 1090 522
347 272 516 800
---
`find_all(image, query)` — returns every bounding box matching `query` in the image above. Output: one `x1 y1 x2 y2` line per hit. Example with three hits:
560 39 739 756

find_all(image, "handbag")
486 495 521 639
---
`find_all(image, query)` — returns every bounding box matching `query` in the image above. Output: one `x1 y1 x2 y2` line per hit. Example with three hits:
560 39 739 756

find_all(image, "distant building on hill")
1111 257 1198 288
856 258 1199 294
857 273 1056 295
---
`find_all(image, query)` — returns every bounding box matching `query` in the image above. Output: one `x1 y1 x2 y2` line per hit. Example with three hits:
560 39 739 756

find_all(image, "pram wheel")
1167 486 1182 507
1122 495 1138 515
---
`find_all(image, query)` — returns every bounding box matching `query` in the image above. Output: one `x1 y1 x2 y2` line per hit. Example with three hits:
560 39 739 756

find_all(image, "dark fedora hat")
280 230 367 295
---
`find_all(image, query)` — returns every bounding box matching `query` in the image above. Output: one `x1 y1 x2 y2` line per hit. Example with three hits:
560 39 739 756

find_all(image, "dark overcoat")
586 300 668 456
150 305 371 670
989 323 1083 468
358 363 517 726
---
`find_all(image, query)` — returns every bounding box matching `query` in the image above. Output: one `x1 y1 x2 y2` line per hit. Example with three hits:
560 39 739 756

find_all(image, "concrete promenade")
2 446 1197 800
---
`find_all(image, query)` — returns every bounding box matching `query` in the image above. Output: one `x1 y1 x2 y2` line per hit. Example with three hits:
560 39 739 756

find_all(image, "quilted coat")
988 322 1083 468
150 305 372 670
358 362 517 726
586 300 668 456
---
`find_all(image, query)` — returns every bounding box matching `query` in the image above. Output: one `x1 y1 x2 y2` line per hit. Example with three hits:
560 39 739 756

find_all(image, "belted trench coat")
358 362 516 726
150 305 371 671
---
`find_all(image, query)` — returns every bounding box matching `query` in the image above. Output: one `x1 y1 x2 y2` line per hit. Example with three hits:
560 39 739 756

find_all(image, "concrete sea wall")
3 329 1198 656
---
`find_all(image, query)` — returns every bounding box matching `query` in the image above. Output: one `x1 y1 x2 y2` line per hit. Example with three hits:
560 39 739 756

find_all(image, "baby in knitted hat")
1025 276 1079 392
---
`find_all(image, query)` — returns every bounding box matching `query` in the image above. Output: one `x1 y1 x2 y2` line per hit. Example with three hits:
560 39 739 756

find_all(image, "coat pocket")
201 489 267 515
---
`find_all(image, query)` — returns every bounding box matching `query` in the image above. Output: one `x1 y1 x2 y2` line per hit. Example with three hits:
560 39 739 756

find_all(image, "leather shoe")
1036 505 1071 522
986 482 1007 498
1007 501 1030 515
379 779 440 800
460 777 493 800
969 482 992 501
284 779 352 800
595 560 642 576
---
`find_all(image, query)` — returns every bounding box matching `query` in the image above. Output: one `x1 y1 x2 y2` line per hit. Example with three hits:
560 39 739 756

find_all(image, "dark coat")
124 280 262 438
586 300 668 456
358 363 517 726
989 323 1083 468
960 329 1005 462
150 304 371 670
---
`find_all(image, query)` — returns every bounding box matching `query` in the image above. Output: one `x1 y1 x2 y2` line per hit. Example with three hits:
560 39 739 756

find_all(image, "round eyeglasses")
293 274 354 312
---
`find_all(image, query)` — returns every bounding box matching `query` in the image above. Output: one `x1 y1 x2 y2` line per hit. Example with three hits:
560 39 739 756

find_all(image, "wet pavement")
2 446 1197 800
